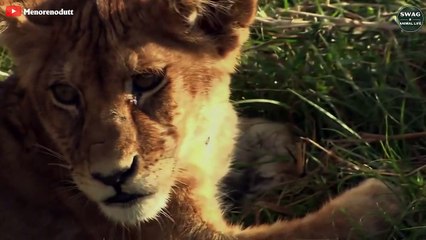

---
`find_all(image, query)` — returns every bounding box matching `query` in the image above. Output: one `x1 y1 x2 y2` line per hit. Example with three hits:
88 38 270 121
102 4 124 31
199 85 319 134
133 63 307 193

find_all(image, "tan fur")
0 0 400 239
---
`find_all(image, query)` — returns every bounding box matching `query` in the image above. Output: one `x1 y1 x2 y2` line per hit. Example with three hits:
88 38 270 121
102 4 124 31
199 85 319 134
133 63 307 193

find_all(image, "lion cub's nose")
92 156 139 186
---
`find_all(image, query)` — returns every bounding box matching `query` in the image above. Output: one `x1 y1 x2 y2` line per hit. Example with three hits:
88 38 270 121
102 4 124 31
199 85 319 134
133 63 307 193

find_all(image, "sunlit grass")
231 0 426 239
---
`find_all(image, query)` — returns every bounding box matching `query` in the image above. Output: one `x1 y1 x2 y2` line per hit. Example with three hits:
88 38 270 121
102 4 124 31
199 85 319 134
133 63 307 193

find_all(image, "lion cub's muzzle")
90 155 154 205
75 128 175 223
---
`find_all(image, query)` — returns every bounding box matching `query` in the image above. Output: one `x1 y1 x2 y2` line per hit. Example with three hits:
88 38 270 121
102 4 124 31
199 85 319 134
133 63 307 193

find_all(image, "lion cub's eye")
131 70 165 96
50 83 80 106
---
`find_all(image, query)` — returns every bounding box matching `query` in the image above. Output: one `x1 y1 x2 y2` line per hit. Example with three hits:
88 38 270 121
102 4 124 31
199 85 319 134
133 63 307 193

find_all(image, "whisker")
33 143 64 157
137 221 142 240
38 150 65 161
58 179 77 185
121 225 125 240
56 184 79 191
47 162 72 170
33 144 70 166
160 208 175 224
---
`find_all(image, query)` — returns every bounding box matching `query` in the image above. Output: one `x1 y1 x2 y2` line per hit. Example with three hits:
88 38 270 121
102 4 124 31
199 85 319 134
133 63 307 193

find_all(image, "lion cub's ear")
187 0 258 56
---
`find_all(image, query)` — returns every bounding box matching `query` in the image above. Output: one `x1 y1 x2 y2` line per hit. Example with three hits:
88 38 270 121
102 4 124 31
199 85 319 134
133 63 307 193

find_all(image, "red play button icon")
5 6 22 17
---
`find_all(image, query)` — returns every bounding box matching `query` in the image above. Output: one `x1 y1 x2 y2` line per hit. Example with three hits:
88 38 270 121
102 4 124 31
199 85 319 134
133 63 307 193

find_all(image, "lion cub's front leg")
236 179 401 240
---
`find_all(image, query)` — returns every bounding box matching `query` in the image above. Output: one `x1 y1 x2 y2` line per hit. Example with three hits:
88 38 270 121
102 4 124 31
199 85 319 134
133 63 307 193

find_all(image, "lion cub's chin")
98 191 170 225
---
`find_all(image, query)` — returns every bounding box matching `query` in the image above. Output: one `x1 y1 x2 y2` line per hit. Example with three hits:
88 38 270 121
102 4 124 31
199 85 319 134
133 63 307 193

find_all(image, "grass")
1 0 426 239
230 0 426 239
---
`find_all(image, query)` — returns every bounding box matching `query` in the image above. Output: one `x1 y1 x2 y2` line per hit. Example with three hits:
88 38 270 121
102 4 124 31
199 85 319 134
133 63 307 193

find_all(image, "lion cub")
0 0 399 239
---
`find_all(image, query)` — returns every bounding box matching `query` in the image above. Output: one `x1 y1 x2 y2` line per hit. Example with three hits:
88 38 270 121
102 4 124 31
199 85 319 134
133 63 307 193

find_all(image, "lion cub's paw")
235 179 401 240
318 178 402 238
330 178 401 217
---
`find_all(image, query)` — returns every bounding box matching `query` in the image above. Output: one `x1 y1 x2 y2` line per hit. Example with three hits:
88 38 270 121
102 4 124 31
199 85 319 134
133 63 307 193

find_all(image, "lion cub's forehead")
62 40 210 78
7 0 244 88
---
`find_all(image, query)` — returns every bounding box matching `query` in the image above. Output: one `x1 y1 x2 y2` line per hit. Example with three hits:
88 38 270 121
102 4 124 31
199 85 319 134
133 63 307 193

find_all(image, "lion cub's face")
50 47 182 224
1 0 256 224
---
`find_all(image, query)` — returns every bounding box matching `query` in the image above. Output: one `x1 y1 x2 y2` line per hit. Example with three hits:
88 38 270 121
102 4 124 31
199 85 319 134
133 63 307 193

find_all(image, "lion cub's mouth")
104 192 154 206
